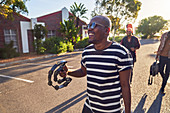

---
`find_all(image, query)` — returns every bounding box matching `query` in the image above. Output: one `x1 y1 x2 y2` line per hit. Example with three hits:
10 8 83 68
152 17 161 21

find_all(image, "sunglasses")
87 22 106 29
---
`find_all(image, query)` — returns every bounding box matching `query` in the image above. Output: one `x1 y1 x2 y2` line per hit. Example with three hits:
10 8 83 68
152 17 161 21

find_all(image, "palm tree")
70 2 88 28
59 19 80 45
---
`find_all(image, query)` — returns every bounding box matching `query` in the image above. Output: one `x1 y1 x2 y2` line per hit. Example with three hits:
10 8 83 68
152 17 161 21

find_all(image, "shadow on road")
148 54 156 58
0 52 82 84
147 91 165 113
133 93 147 113
45 90 87 113
133 91 165 113
33 52 82 64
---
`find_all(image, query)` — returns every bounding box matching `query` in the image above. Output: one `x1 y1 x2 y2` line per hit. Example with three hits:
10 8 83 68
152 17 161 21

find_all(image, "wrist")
157 51 160 55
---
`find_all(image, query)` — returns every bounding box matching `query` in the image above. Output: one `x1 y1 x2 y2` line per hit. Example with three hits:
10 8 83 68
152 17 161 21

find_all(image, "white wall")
62 7 69 23
82 25 88 39
31 18 37 29
20 21 31 53
20 21 45 53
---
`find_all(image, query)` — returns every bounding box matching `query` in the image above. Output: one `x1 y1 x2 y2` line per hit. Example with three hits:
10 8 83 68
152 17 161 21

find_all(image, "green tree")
60 19 81 46
70 2 88 28
117 28 126 35
92 0 142 39
0 0 28 19
160 19 170 34
137 15 167 38
33 24 48 54
107 15 121 36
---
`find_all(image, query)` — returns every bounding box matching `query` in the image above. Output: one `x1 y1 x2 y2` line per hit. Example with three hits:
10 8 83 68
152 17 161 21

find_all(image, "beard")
88 37 95 44
127 34 132 37
88 39 99 44
88 39 93 44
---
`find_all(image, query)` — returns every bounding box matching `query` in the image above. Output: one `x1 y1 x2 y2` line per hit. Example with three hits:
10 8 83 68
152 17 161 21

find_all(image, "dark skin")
60 15 131 113
126 30 136 52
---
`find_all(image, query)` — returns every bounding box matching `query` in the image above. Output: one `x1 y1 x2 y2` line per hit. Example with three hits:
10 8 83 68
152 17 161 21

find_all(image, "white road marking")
0 74 34 83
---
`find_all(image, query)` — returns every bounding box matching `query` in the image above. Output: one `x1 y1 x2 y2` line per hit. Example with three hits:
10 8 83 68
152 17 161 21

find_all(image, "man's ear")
108 28 110 33
106 28 110 34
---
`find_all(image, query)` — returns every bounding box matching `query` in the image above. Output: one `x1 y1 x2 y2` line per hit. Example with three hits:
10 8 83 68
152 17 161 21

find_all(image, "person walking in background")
156 31 170 94
60 15 133 113
120 24 140 84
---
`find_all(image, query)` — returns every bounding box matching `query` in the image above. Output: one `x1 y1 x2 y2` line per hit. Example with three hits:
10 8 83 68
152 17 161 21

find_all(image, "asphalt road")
0 39 169 113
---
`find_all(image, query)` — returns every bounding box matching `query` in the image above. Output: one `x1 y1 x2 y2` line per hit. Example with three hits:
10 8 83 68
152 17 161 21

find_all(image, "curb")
0 50 83 68
0 54 58 68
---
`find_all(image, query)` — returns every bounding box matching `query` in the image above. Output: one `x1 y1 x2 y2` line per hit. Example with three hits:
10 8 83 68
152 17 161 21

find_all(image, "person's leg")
161 57 170 92
159 56 166 78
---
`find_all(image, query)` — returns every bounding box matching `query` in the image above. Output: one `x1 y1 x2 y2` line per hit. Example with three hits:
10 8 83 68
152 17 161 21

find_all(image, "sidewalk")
0 49 83 68
0 54 58 68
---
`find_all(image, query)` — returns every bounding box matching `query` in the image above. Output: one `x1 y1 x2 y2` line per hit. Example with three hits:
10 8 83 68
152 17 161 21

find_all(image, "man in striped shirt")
60 15 133 113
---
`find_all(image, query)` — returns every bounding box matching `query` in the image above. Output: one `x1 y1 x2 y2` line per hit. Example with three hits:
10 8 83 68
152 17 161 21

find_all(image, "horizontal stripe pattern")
87 80 120 86
85 101 121 113
82 42 133 113
83 55 133 62
87 74 119 80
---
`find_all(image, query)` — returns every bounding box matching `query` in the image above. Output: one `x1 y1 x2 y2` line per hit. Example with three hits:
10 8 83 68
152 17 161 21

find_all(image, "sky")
23 0 170 28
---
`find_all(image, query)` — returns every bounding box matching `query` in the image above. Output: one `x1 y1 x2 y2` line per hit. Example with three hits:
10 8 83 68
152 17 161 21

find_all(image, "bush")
43 36 63 54
75 37 89 49
109 36 124 42
0 41 20 59
115 36 124 42
67 41 74 52
39 46 46 54
33 39 46 54
58 41 67 53
43 36 74 54
109 37 113 41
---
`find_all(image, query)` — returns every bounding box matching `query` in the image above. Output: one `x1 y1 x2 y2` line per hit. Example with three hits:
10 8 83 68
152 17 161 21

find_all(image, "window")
47 30 56 38
4 29 18 51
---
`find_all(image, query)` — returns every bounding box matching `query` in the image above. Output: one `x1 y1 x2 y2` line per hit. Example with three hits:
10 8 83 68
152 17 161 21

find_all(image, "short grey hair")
93 15 112 30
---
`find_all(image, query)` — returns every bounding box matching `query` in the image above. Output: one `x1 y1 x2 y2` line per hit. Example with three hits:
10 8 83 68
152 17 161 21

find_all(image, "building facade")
0 7 87 54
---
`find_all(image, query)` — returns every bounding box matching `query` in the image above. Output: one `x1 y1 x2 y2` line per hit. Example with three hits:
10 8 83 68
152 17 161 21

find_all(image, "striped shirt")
81 42 133 113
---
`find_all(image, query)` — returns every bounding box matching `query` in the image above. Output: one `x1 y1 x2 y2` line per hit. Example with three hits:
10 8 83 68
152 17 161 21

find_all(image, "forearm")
157 45 162 55
122 85 131 113
135 38 141 49
119 69 131 113
68 68 86 78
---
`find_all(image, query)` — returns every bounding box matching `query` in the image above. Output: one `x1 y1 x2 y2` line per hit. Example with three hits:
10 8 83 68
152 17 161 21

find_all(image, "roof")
16 13 30 21
37 10 62 20
36 9 87 24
